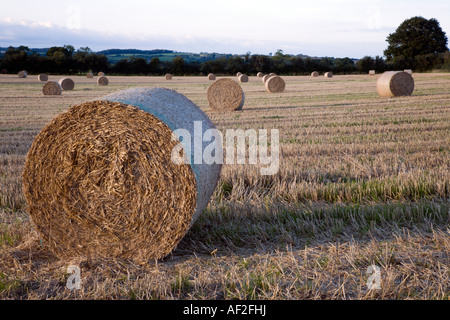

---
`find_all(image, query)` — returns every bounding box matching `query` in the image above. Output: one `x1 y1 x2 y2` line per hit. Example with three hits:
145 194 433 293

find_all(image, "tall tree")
384 16 448 69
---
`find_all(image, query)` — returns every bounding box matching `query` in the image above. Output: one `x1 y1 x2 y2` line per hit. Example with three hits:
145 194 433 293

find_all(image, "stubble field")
0 72 449 299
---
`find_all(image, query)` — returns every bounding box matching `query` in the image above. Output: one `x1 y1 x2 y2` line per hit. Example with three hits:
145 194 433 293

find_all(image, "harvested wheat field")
0 73 449 300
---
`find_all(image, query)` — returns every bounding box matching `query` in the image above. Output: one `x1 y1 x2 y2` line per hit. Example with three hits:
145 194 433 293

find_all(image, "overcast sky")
0 0 449 58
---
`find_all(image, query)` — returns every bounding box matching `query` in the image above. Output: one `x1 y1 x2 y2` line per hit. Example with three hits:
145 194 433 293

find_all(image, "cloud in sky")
0 0 449 58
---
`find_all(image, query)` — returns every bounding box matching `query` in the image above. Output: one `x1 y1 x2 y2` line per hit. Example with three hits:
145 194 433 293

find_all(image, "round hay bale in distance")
58 78 75 91
262 74 272 83
265 76 285 93
207 78 244 111
268 73 277 77
311 71 319 77
42 81 62 96
257 72 264 77
98 72 105 77
236 72 243 77
97 76 109 86
22 87 222 261
86 72 94 78
18 70 27 78
376 71 414 97
38 74 48 82
369 70 376 76
238 74 249 83
165 73 173 80
208 73 216 80
324 72 333 78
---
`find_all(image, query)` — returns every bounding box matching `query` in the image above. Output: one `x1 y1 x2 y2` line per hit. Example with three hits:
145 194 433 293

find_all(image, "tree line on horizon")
1 16 448 76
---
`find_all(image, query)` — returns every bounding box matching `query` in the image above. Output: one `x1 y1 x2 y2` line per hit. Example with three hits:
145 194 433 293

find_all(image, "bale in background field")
324 72 333 78
18 70 27 78
257 72 264 77
311 71 319 77
207 78 244 111
58 78 75 91
377 71 414 97
42 81 62 96
22 87 222 262
238 74 248 83
86 72 94 78
38 74 48 82
262 74 272 83
165 73 173 80
265 76 285 93
208 73 216 80
97 76 109 86
369 70 376 76
236 72 242 77
98 72 105 77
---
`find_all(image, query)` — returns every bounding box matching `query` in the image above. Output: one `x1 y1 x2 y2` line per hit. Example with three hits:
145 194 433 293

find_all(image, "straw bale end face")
238 74 249 83
18 70 27 78
165 73 173 80
207 78 245 111
38 74 48 82
23 87 222 262
377 71 414 97
265 76 285 93
324 72 333 78
311 71 319 77
58 78 75 91
86 72 94 78
208 73 216 80
97 76 109 86
42 81 62 95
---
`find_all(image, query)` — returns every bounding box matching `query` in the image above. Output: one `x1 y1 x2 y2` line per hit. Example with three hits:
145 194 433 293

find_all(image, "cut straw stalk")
377 71 414 97
22 87 222 262
207 78 244 111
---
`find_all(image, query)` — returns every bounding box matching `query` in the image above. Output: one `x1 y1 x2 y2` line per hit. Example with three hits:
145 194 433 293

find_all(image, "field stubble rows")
0 73 448 299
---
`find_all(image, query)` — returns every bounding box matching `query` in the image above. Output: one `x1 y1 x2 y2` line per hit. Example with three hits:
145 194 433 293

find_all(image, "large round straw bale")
38 74 48 82
58 78 75 91
238 74 249 83
207 78 244 111
98 72 105 77
311 71 319 77
86 72 94 78
324 72 333 78
18 70 27 78
22 87 222 261
42 81 62 96
369 70 376 76
257 72 264 77
376 71 414 97
265 76 285 93
165 73 173 80
208 73 216 80
97 76 109 86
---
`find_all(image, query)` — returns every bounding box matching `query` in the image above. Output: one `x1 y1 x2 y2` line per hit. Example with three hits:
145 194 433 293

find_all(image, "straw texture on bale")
98 72 105 77
238 74 249 83
207 78 244 111
311 71 319 77
42 81 62 96
18 70 27 78
165 73 173 80
86 72 94 78
377 71 414 97
58 78 75 91
324 72 333 78
38 74 48 82
208 73 216 80
265 76 285 93
369 70 376 75
262 74 272 83
97 76 109 86
22 87 222 261
257 72 264 77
